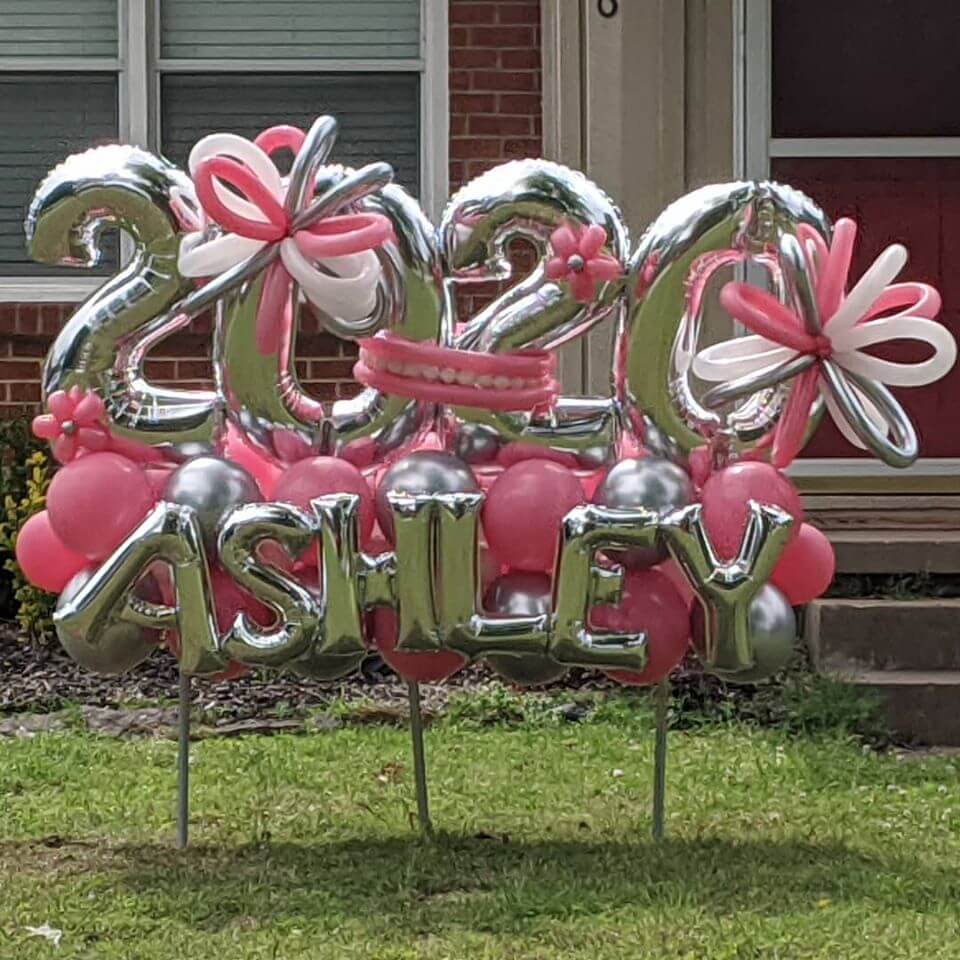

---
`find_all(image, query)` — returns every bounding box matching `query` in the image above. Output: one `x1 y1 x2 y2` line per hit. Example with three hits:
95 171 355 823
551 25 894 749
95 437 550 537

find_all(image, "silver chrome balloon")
215 121 444 464
27 144 219 456
56 568 162 675
660 499 793 675
692 583 796 683
592 457 694 568
441 159 628 353
53 502 225 676
162 456 261 552
619 180 830 460
483 572 567 685
439 159 627 466
375 451 479 542
217 501 321 666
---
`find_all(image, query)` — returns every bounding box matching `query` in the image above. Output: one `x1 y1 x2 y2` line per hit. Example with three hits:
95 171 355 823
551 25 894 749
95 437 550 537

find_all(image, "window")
0 0 447 301
742 0 960 472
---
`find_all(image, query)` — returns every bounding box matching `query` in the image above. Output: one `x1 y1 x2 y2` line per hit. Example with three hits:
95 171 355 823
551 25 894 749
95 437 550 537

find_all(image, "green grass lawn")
2 697 960 959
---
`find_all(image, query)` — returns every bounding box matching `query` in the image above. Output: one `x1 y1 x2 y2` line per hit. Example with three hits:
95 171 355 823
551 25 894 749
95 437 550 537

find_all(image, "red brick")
466 159 501 179
468 114 532 136
450 47 499 69
450 69 472 92
500 48 541 70
8 381 41 403
303 381 339 401
451 138 504 160
450 114 468 136
450 3 498 25
39 304 63 334
449 26 470 47
470 69 538 92
498 93 541 114
451 93 498 115
16 305 40 335
0 305 17 334
449 160 466 187
144 359 177 379
503 138 543 159
498 2 540 25
10 336 48 357
469 25 535 48
0 359 42 379
309 359 356 380
176 359 213 379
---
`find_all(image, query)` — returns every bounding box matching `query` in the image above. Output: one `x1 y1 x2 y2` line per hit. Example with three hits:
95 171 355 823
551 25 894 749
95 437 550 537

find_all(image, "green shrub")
0 418 56 642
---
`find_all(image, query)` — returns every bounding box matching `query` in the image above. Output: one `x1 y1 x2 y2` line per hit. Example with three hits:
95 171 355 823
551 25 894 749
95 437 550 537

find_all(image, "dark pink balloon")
700 461 804 560
370 607 465 683
14 510 87 593
483 460 585 571
590 567 691 686
770 522 835 605
273 457 376 553
46 453 156 561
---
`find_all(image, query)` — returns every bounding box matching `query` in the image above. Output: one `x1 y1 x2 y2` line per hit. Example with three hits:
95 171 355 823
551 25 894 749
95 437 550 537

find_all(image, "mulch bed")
0 625 620 727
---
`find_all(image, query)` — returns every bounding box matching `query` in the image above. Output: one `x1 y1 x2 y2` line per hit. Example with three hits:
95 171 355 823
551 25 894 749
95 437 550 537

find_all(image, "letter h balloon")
17 116 956 689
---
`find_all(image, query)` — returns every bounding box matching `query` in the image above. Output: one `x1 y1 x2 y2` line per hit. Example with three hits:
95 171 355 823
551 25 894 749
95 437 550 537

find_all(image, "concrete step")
827 530 960 574
837 670 960 746
806 599 960 673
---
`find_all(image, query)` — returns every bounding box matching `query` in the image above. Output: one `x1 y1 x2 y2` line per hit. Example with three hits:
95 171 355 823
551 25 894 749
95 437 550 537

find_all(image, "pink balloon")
483 460 585 571
167 567 271 681
370 607 465 683
590 567 691 686
700 462 804 560
653 559 697 612
14 510 88 593
273 457 375 557
225 427 280 498
770 522 836 605
47 453 156 561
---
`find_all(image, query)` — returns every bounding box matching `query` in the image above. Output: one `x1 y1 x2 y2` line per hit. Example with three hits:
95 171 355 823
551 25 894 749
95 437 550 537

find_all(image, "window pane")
772 157 960 459
0 0 117 58
161 73 421 196
160 0 420 60
0 74 119 277
772 0 960 137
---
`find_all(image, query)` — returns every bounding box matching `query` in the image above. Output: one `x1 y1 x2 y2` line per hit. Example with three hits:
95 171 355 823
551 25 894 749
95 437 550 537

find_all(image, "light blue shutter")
0 75 119 276
0 0 118 58
161 74 421 196
160 0 421 60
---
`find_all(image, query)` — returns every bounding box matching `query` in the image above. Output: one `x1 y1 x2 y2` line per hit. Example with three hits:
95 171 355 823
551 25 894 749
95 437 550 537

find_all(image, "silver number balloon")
215 122 446 464
439 160 629 466
618 181 830 462
27 145 218 456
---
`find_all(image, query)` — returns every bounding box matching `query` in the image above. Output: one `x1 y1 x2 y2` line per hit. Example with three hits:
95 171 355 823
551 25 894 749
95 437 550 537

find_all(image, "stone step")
837 670 960 746
806 599 960 673
827 529 960 574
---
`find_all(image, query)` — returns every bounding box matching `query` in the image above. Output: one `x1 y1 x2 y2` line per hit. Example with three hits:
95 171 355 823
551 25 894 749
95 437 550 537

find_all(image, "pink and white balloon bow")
693 218 957 467
176 120 394 354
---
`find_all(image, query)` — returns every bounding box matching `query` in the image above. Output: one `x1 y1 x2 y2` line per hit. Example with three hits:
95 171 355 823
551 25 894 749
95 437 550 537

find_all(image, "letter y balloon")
18 116 955 685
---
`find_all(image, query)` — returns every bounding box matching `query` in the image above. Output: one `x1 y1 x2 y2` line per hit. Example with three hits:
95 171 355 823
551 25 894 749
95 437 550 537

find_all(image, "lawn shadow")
107 834 960 935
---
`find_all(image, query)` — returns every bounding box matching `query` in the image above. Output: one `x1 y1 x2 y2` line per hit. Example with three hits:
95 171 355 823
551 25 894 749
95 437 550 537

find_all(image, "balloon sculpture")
16 117 957 689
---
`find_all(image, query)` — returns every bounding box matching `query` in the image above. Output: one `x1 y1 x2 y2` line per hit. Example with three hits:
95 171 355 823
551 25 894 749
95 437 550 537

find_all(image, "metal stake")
651 677 670 842
176 670 191 850
406 680 433 838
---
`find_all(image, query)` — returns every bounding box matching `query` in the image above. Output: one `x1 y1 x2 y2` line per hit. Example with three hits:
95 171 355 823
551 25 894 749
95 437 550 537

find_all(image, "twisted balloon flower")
177 118 394 354
693 218 956 467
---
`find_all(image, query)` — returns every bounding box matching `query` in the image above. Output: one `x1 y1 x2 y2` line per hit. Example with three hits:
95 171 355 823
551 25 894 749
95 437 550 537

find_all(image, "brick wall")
0 0 543 421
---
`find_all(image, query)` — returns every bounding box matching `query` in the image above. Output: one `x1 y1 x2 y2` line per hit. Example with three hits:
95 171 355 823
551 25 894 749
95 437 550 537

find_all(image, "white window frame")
738 0 960 487
0 0 448 304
